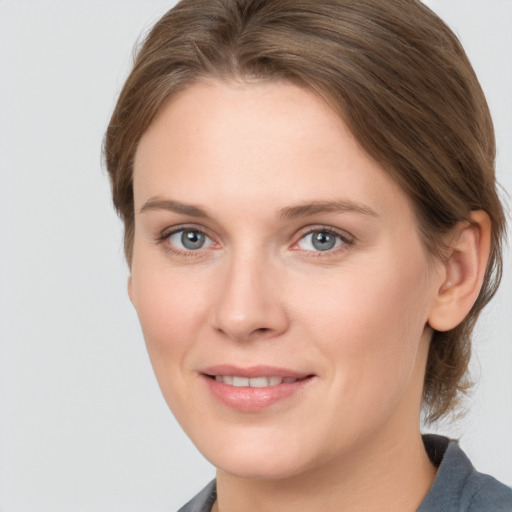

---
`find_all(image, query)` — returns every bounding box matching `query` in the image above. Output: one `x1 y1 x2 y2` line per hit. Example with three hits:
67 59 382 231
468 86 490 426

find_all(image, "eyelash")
156 225 354 257
292 226 354 256
156 225 218 257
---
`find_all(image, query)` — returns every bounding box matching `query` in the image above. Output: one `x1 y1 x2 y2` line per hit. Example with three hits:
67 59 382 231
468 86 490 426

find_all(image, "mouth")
208 375 305 387
200 366 315 411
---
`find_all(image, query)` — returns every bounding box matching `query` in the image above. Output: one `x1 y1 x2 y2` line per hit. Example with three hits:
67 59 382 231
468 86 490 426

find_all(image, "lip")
201 364 311 379
200 365 315 412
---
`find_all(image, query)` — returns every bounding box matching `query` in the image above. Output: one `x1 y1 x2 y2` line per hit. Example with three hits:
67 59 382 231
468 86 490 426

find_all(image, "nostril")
251 327 274 338
210 295 289 341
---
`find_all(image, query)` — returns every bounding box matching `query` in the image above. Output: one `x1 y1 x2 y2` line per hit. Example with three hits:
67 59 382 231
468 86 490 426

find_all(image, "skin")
129 79 490 511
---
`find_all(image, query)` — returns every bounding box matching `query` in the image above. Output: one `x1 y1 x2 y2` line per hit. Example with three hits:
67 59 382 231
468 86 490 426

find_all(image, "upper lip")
201 364 312 379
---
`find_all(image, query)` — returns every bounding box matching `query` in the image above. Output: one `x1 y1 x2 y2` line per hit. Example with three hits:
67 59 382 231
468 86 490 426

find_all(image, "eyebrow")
140 197 208 217
278 200 378 219
140 197 378 219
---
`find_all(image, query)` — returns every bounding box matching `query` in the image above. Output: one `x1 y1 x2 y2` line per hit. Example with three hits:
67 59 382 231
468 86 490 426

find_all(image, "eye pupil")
312 231 336 251
181 230 205 250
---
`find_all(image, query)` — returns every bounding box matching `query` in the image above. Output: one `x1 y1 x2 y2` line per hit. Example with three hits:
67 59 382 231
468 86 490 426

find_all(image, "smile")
202 367 315 411
213 376 299 387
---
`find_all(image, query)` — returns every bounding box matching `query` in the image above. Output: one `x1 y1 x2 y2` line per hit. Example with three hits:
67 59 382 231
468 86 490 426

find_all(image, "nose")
209 254 289 342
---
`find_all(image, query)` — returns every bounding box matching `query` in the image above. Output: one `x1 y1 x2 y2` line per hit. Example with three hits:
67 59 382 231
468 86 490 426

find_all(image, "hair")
104 0 506 422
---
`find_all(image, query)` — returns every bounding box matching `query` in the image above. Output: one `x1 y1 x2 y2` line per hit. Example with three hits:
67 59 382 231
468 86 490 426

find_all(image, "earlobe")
428 210 491 332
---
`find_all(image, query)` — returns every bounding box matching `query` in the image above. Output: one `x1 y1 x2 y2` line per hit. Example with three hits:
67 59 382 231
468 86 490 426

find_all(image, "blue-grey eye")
297 230 343 252
168 229 212 251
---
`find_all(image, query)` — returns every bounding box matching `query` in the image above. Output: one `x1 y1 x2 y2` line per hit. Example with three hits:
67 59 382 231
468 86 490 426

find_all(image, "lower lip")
202 375 314 411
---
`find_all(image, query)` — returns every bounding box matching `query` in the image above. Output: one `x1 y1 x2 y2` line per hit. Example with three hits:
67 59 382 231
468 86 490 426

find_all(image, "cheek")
130 264 210 373
296 258 429 343
292 255 432 406
130 267 215 423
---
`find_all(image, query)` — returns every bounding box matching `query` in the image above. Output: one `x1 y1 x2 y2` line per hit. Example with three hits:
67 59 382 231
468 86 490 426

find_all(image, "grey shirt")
178 435 512 511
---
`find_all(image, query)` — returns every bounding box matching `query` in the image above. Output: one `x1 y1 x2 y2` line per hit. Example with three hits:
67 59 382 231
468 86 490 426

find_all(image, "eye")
296 229 347 252
167 229 214 251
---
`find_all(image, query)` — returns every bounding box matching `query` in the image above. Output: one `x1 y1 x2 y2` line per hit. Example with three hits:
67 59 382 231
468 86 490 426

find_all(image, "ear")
428 210 491 332
127 275 134 304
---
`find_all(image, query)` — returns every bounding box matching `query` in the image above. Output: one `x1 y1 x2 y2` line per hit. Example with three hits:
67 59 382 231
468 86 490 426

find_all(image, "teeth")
214 376 299 387
232 376 249 387
249 377 270 388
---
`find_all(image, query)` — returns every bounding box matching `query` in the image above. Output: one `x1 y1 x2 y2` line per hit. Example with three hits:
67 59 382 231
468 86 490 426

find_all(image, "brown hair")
104 0 506 422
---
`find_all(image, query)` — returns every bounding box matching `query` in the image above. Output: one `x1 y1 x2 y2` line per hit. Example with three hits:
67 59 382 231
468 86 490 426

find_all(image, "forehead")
134 79 350 171
133 79 412 221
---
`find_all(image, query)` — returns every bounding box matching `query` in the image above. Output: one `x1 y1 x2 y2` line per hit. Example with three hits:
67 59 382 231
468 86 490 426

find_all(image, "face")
130 79 443 480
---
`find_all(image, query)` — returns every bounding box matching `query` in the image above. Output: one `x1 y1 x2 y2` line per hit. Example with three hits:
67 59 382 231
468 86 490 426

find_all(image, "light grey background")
0 1 510 511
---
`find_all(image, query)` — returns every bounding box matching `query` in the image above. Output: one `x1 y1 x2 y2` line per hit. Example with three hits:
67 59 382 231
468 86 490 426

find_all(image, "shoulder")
419 435 512 512
463 471 512 512
177 480 217 512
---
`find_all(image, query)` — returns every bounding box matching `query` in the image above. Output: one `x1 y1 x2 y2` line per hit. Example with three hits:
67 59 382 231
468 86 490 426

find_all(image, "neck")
214 428 436 512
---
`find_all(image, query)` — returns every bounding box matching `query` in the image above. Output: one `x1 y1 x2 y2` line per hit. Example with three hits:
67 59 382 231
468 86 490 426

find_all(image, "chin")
192 426 326 481
214 452 311 481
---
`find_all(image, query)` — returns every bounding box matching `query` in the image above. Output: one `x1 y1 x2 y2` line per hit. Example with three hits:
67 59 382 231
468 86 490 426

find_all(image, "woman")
104 0 512 510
